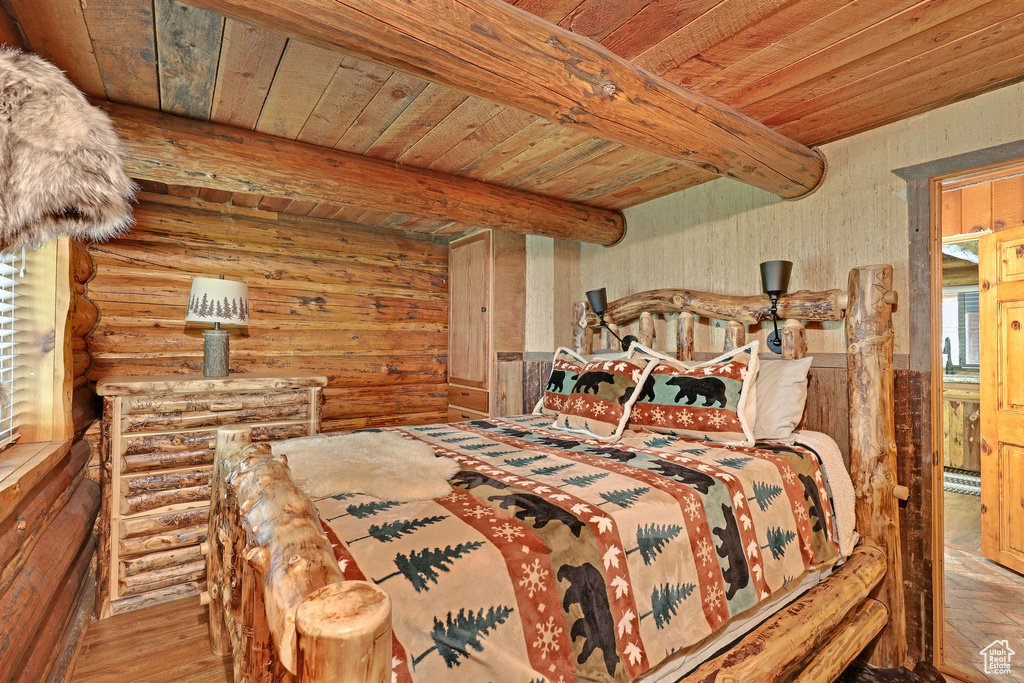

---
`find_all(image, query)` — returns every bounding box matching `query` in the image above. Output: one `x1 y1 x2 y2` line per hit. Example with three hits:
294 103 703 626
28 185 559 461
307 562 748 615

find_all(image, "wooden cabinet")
448 230 524 418
943 381 981 471
94 371 326 618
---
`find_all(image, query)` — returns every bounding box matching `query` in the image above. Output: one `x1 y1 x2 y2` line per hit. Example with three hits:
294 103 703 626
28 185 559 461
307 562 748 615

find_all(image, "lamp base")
203 329 229 377
766 329 783 354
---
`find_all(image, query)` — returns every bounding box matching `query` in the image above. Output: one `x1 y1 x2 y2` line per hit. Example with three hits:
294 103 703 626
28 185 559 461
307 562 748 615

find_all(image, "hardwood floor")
65 556 1021 683
944 547 1024 682
944 492 982 554
69 598 231 683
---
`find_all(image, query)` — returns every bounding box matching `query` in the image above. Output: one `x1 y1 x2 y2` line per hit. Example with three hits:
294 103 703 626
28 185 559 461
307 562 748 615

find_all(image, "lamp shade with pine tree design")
185 277 249 326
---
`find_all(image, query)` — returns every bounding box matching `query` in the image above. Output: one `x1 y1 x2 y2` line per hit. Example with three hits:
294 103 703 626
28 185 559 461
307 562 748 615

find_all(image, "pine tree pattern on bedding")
313 416 843 683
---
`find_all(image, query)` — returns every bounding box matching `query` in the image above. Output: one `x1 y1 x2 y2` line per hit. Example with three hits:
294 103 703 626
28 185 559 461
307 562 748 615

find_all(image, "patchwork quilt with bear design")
313 415 845 683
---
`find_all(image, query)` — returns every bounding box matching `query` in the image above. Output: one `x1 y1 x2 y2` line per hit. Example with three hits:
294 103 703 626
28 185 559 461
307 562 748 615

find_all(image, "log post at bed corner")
846 264 907 668
205 424 253 656
296 582 392 683
205 424 394 682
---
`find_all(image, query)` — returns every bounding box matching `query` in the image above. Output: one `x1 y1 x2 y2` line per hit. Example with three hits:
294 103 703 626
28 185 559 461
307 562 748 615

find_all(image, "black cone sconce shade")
585 287 638 352
586 287 609 316
760 260 792 354
760 260 792 298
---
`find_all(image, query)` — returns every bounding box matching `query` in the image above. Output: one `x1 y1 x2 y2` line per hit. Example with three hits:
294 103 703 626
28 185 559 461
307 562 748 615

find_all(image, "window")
0 249 21 449
5 239 73 446
940 285 980 372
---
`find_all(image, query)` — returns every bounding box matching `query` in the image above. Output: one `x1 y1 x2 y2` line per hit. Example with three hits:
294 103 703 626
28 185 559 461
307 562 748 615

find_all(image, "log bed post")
846 264 906 668
782 319 807 359
205 425 252 655
638 312 655 348
208 426 393 682
724 321 745 351
679 312 695 361
573 302 592 355
296 582 392 682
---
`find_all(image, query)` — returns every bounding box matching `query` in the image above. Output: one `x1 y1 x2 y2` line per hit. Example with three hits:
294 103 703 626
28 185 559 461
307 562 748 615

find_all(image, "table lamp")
185 275 249 377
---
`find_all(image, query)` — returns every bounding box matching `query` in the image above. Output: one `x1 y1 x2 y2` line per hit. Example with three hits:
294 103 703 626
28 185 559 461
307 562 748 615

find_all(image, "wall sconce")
185 275 249 377
586 287 638 352
759 260 792 355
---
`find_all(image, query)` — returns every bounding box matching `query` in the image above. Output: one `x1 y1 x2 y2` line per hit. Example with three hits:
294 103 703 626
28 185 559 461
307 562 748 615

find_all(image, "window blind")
940 285 980 371
0 249 23 449
959 290 980 367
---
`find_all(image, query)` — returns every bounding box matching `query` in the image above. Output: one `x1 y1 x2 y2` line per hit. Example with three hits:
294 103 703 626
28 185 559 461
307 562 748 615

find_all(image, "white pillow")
753 357 813 442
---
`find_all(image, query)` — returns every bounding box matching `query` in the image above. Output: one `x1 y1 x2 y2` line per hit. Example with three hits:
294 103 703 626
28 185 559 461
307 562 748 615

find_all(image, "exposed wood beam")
182 0 826 199
97 101 626 245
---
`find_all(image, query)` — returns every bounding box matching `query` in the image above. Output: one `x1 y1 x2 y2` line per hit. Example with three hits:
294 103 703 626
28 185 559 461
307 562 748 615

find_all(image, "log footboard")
202 425 392 683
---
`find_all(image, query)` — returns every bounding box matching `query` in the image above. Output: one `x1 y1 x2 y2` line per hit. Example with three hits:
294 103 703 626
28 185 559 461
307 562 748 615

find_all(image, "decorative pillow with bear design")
550 356 656 440
626 341 759 446
533 347 586 417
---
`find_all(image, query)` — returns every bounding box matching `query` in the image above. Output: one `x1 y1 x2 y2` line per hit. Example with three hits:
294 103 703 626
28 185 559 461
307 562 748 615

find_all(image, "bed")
200 264 905 683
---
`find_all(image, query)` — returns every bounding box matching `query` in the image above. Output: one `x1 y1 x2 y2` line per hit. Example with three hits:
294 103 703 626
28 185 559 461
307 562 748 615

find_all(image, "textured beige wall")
525 82 1024 355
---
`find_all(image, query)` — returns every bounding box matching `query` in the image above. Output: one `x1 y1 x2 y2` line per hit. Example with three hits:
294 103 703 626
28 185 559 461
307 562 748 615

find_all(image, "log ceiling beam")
98 101 626 245
182 0 826 199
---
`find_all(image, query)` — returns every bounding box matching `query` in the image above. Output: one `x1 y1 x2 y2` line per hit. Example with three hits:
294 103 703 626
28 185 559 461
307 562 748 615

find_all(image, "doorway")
938 166 1024 682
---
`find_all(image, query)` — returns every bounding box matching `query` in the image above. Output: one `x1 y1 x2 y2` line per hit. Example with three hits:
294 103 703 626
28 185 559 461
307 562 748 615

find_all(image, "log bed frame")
202 264 906 682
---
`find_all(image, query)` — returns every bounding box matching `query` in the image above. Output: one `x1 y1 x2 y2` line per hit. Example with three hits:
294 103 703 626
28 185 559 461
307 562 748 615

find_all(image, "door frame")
895 139 1024 680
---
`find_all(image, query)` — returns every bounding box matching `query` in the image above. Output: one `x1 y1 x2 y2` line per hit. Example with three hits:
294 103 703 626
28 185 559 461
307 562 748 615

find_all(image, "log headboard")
571 264 906 668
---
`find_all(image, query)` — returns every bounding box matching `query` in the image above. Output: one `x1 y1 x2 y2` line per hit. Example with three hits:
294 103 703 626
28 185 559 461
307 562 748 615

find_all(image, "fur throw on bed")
271 431 460 502
0 49 135 251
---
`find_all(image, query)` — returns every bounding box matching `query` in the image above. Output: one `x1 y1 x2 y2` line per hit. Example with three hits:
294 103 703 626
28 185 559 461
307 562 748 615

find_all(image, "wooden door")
979 224 1024 574
449 232 489 388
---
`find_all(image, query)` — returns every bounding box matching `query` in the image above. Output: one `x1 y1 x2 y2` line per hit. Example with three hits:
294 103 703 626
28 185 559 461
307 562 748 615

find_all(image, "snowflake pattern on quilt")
314 416 841 683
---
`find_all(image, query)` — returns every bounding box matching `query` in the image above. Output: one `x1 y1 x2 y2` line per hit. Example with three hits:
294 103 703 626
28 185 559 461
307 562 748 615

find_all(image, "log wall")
72 241 101 443
85 200 449 432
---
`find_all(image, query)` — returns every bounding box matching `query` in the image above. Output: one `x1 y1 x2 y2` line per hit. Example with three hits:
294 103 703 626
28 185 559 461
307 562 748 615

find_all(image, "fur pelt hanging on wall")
0 49 135 251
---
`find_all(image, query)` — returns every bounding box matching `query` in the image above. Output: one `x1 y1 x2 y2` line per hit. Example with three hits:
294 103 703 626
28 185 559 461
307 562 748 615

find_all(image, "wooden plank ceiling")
6 0 1024 237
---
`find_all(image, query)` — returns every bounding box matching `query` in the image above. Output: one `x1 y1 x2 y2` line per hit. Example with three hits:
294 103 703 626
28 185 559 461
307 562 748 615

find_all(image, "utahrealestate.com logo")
981 640 1015 675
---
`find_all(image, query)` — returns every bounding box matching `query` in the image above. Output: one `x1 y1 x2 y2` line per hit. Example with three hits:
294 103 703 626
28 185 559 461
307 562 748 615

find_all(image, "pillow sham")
753 356 813 442
626 341 760 446
533 347 586 416
550 356 655 440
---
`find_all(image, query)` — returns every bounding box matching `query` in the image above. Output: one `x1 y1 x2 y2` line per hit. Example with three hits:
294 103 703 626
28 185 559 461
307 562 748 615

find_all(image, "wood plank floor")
69 598 231 683
67 557 1020 683
944 492 982 554
944 547 1024 682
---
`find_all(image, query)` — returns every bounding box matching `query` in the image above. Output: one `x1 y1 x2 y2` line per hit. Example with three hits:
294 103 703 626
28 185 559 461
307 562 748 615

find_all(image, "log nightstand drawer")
95 372 327 618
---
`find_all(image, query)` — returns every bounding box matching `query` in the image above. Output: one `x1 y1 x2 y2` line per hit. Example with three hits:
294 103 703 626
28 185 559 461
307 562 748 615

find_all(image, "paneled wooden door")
448 232 490 389
979 223 1024 574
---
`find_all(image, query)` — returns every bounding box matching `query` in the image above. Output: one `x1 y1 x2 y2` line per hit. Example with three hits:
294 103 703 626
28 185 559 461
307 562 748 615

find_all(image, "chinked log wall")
0 240 103 682
85 200 449 432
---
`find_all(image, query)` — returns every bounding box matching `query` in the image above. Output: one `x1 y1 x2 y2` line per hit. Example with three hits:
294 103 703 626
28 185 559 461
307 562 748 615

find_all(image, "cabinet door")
449 232 490 388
